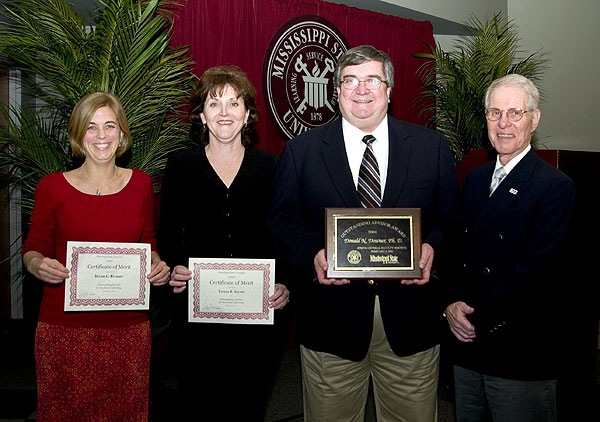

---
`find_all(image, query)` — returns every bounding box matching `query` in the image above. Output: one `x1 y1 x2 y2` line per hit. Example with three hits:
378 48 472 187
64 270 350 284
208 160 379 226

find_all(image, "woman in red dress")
22 92 170 421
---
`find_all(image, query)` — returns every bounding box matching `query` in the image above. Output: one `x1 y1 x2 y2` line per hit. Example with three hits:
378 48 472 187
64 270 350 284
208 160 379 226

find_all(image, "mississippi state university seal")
263 15 349 140
347 250 362 265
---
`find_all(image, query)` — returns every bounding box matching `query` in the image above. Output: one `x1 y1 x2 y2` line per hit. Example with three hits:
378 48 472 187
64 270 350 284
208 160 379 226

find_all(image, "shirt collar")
495 145 531 175
341 115 388 145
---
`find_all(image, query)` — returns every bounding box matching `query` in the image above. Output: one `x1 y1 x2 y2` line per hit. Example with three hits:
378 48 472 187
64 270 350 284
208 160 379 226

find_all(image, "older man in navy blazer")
268 45 460 422
444 74 575 422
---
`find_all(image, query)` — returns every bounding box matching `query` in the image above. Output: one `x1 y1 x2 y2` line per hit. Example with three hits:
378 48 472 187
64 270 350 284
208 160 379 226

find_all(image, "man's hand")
314 249 350 285
401 243 434 285
445 301 476 342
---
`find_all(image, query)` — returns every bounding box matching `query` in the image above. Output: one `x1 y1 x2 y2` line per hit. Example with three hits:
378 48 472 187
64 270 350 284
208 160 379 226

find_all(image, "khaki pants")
301 296 439 422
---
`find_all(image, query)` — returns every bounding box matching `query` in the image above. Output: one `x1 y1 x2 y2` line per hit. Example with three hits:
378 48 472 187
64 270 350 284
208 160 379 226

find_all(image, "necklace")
81 164 119 196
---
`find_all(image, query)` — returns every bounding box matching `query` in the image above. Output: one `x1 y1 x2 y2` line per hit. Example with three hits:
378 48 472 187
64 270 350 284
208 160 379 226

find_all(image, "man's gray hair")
334 45 394 89
484 74 540 111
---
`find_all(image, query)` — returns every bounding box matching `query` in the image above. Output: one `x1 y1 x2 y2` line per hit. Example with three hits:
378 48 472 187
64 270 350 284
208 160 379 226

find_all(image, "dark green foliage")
414 13 548 164
0 0 196 213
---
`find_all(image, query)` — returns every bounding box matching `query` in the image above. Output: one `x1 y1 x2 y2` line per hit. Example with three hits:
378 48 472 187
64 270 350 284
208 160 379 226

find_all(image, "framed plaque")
326 208 421 279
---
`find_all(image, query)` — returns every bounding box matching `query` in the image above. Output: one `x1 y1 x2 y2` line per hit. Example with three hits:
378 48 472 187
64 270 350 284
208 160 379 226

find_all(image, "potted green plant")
414 12 548 165
0 0 196 335
0 0 196 213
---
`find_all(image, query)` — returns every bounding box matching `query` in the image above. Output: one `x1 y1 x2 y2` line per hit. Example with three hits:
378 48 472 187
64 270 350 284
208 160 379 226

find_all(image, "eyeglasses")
341 77 387 90
485 108 529 122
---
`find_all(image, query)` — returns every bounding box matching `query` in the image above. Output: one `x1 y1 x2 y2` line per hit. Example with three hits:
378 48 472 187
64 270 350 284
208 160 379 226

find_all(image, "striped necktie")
358 135 381 208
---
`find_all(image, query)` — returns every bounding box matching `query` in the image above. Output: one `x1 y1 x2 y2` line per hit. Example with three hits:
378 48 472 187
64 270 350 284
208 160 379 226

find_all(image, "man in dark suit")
444 74 575 422
268 45 460 421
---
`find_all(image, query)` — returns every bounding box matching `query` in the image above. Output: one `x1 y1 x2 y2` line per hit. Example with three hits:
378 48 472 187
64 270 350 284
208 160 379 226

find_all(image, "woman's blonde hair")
68 92 131 157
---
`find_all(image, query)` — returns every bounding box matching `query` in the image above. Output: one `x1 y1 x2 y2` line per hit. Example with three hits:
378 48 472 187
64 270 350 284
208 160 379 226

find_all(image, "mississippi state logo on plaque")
263 15 349 140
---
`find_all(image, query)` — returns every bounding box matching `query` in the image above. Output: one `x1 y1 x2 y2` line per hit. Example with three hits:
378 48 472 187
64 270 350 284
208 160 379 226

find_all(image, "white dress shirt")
491 144 531 187
342 116 389 199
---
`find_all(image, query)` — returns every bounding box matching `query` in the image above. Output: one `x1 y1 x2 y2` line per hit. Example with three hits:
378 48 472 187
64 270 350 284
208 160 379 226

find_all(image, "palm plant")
414 12 548 164
0 0 196 214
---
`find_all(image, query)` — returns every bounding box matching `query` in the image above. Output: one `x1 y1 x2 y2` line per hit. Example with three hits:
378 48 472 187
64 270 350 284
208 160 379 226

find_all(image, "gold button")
367 279 375 285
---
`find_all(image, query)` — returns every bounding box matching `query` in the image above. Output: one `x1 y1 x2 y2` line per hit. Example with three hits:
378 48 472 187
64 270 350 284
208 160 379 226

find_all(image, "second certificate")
188 258 275 325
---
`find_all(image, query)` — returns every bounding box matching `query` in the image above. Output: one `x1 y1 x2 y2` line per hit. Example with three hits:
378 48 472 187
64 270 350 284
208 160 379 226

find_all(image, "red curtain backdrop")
169 0 434 155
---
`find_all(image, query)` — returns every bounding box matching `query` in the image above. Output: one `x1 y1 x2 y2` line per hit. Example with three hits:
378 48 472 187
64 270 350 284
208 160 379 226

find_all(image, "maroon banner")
169 0 434 155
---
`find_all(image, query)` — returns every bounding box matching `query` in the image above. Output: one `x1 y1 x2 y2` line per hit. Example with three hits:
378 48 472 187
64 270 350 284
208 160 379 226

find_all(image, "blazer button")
367 279 375 285
482 267 491 275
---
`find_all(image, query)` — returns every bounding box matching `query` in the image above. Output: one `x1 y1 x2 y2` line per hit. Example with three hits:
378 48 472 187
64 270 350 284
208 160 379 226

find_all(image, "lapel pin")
509 188 518 195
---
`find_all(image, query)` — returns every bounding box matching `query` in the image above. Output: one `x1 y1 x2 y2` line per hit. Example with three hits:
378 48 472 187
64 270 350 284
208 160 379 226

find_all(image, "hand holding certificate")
64 241 151 311
188 258 275 325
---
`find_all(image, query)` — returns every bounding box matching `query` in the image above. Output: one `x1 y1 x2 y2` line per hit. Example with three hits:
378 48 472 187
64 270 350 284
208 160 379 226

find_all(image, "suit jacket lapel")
471 149 537 233
381 120 411 207
320 119 362 207
465 162 494 225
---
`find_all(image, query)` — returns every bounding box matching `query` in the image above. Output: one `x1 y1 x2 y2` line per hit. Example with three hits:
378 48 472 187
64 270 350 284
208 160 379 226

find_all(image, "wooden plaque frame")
326 208 422 279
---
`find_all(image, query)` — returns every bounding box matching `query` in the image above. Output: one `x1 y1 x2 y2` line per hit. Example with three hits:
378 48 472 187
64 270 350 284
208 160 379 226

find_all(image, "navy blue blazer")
448 148 575 380
268 116 460 360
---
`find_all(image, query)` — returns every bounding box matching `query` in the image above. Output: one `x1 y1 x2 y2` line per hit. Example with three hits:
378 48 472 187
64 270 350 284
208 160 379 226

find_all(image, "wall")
0 69 9 319
381 0 506 25
381 0 600 152
509 0 600 152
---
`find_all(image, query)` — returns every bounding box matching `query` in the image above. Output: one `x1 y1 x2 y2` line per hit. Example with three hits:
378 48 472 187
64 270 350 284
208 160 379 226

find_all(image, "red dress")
22 170 157 422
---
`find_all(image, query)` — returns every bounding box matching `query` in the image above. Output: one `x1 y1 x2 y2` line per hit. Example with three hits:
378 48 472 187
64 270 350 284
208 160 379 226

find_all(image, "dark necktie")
358 135 381 208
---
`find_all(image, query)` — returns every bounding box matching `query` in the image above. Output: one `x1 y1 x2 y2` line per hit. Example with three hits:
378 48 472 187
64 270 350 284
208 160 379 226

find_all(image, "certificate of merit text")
188 258 275 325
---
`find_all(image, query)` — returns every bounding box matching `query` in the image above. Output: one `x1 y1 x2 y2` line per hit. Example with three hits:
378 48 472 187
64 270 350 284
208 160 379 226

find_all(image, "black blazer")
448 148 575 380
158 146 280 322
268 117 460 360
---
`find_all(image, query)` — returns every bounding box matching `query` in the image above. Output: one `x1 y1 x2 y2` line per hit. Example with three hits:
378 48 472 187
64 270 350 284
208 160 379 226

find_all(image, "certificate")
188 258 275 325
326 208 422 279
64 241 151 311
